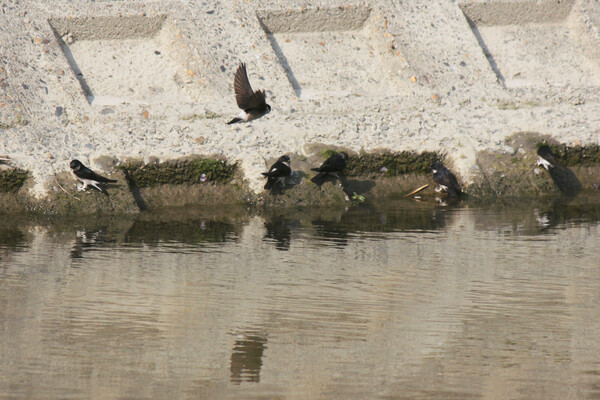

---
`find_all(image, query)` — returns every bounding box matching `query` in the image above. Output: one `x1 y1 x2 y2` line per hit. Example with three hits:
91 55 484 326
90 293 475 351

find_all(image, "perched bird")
227 63 271 124
311 152 348 184
537 145 582 196
431 161 462 197
70 159 117 195
262 155 291 190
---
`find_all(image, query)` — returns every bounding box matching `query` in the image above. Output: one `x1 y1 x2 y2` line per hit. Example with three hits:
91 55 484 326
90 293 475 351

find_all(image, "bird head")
265 104 272 114
70 160 82 171
339 152 349 160
278 155 291 165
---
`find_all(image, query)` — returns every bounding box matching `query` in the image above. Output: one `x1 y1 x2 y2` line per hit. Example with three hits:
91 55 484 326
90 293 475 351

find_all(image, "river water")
1 197 600 399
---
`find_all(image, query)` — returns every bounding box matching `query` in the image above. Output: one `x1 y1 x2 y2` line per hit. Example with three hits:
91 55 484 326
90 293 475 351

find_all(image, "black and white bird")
311 152 348 184
431 161 462 197
537 145 582 196
262 155 291 190
227 63 271 124
70 159 117 195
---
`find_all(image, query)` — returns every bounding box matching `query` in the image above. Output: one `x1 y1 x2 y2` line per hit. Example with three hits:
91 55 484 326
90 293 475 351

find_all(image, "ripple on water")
1 200 600 399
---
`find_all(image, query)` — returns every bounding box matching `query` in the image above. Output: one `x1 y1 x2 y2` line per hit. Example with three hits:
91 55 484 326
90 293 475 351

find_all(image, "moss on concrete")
345 150 442 178
0 168 28 192
118 157 238 188
537 142 600 167
469 133 600 198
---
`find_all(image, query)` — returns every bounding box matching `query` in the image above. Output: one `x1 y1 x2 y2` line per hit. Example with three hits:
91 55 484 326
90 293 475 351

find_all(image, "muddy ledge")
2 137 600 215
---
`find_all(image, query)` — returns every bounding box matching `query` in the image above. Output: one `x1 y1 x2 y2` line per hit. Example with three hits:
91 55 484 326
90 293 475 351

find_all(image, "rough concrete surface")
1 0 600 210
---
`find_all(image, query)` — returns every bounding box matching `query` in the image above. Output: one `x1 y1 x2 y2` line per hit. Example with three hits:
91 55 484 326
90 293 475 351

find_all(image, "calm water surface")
1 198 600 399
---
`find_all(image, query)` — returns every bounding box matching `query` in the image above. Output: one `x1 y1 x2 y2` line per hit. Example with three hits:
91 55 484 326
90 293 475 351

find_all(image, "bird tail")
106 178 118 183
227 118 242 125
311 173 324 184
264 178 273 190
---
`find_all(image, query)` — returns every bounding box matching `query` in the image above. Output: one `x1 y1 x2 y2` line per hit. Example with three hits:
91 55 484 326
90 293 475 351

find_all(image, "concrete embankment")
1 0 599 213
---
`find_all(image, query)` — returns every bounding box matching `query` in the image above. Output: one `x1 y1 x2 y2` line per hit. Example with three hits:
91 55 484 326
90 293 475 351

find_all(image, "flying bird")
227 63 271 124
262 155 291 190
431 161 462 197
311 152 348 184
70 159 117 195
537 145 582 196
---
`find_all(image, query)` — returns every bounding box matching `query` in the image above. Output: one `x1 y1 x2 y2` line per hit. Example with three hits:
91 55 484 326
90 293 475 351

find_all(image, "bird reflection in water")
230 332 268 384
263 215 300 251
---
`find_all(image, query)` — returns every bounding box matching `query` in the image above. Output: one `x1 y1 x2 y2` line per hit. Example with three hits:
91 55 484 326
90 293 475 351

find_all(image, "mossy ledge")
0 168 28 192
345 150 442 177
117 157 238 187
537 143 600 167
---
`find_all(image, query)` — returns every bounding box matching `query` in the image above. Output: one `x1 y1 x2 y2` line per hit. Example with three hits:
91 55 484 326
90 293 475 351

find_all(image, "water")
1 198 600 399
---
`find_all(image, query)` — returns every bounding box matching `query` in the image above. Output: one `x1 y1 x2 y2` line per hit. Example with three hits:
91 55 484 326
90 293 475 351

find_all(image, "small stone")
195 136 206 144
410 76 417 82
45 152 53 159
200 173 207 182
380 166 388 172
432 94 440 102
142 110 149 119
55 106 63 117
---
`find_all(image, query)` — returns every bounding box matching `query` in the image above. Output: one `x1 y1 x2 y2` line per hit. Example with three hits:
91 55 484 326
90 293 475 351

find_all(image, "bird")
262 155 291 190
431 161 462 197
537 145 582 196
69 159 117 195
311 152 348 184
227 63 271 124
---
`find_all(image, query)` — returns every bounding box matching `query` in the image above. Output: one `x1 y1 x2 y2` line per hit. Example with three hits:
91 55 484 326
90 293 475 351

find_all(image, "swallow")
70 159 117 195
311 152 348 184
431 161 462 197
537 145 582 196
227 63 271 124
262 155 291 190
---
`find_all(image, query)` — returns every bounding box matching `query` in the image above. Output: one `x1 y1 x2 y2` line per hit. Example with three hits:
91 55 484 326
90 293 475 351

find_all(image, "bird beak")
537 157 552 170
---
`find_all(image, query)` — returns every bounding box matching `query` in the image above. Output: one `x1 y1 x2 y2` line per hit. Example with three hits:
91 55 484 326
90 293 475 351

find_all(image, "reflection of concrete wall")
0 209 599 398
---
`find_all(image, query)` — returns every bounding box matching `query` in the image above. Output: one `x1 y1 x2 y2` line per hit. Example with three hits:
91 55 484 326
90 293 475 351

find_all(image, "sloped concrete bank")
2 0 600 212
1 134 599 215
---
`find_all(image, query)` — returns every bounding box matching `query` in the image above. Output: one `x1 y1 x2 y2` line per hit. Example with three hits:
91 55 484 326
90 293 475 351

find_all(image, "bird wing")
78 167 115 183
233 63 256 110
263 161 290 178
319 154 345 173
244 90 267 112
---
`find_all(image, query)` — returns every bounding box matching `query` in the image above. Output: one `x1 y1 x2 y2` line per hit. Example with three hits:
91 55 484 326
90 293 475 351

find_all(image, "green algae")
118 157 238 188
0 168 28 192
345 150 442 177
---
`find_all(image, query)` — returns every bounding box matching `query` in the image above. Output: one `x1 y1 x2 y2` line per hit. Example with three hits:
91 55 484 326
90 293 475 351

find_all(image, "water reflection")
230 331 268 384
262 215 299 251
70 229 115 259
1 197 600 399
